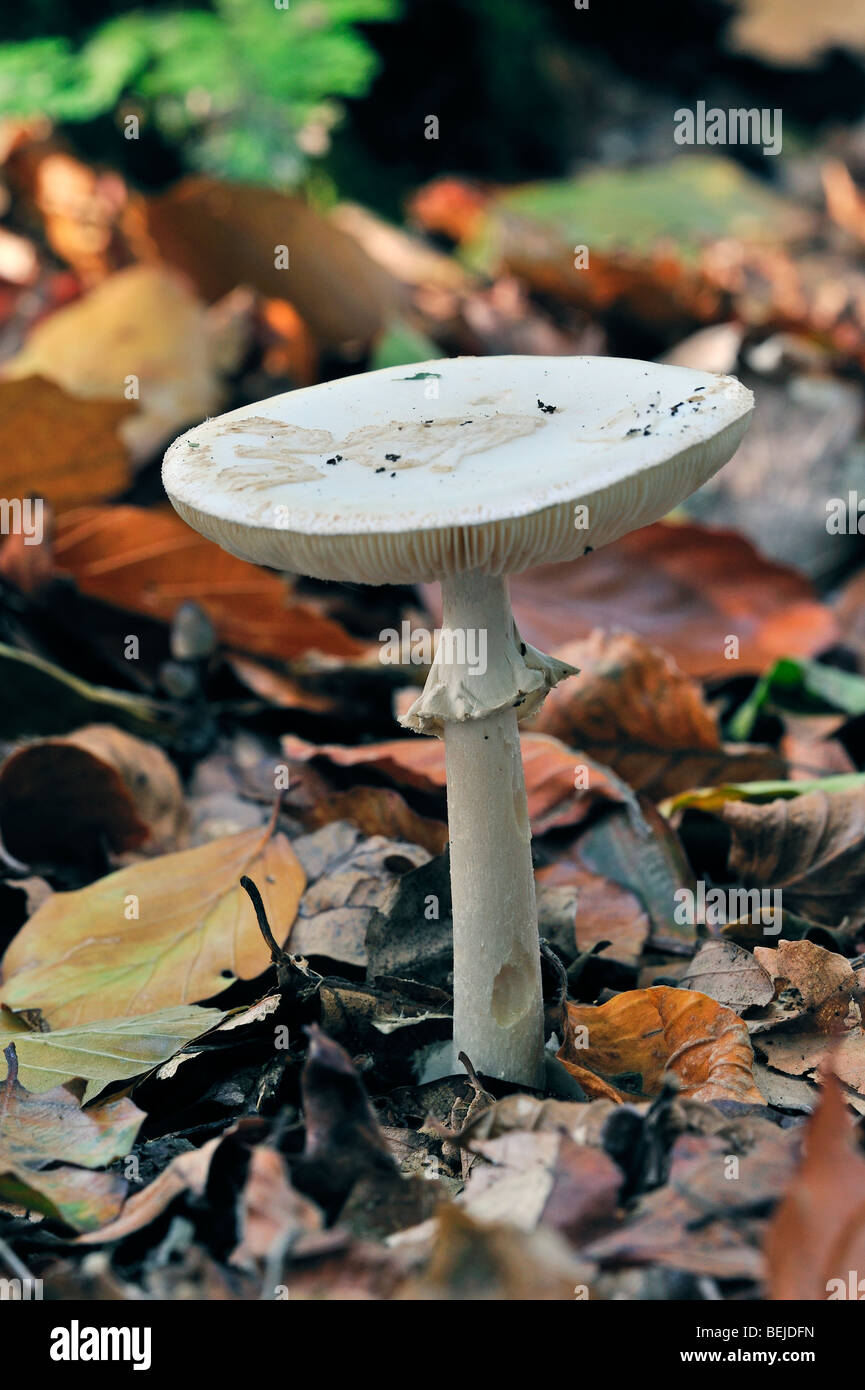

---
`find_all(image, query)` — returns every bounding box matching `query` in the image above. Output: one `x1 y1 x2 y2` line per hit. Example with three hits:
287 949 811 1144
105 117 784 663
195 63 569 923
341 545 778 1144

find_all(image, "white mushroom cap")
163 355 753 585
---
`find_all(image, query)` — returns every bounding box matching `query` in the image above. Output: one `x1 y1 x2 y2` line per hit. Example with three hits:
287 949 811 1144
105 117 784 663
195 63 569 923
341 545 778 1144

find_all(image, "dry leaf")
0 376 131 508
0 1045 142 1231
752 939 858 1031
128 177 405 347
0 820 305 1026
532 630 783 798
76 1133 222 1245
0 723 187 864
722 787 865 928
53 505 367 662
681 939 776 1013
302 786 447 857
765 1070 865 1300
0 1003 225 1100
231 1146 322 1270
505 521 838 680
282 731 623 836
558 985 765 1104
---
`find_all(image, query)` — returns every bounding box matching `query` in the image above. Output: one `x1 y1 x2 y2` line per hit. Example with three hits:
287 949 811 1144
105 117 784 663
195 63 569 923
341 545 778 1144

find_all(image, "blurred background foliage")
3 0 865 212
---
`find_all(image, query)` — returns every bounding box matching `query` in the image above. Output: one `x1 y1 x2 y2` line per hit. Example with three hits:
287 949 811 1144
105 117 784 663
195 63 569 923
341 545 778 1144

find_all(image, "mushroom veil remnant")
163 355 754 1086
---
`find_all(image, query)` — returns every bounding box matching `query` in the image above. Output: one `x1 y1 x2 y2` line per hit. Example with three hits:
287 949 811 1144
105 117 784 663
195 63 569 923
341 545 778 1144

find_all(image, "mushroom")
163 355 753 1086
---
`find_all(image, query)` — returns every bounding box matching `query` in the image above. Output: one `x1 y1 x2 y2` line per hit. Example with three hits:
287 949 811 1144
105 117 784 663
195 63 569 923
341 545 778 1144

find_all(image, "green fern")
0 0 399 183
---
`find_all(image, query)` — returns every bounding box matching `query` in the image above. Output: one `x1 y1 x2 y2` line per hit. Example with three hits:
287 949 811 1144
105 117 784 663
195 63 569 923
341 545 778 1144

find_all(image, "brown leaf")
127 177 405 347
0 1045 143 1231
532 629 783 798
765 1070 865 1300
282 731 624 836
722 787 865 928
752 939 859 1032
53 505 367 662
571 800 697 953
76 1134 222 1245
0 377 131 509
398 1203 589 1301
291 822 429 967
505 521 838 679
0 724 187 865
681 939 776 1013
587 1127 798 1281
230 1146 323 1270
463 1131 622 1247
302 786 447 857
536 853 650 966
557 985 766 1104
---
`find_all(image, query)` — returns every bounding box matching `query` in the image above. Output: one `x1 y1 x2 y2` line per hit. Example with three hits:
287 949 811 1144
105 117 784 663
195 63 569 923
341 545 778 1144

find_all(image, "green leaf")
727 657 865 741
371 321 440 371
662 772 865 817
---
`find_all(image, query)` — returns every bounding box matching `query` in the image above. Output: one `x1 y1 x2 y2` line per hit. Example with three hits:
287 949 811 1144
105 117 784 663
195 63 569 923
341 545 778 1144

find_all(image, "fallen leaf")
54 505 368 662
0 819 305 1026
765 1070 865 1300
5 266 229 461
282 731 624 836
571 800 697 953
586 1128 798 1281
291 1026 402 1220
76 1133 223 1245
0 1004 225 1100
722 786 865 928
0 1044 142 1231
128 177 405 347
681 939 776 1013
536 851 650 966
462 1131 622 1246
231 1145 323 1270
0 724 187 865
557 985 765 1104
302 785 447 857
291 821 429 967
398 1202 590 1300
504 521 838 680
532 629 783 798
752 939 858 1031
0 376 131 508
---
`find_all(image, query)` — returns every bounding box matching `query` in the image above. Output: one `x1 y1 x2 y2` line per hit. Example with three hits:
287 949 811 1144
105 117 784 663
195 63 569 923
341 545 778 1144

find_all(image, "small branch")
240 875 286 965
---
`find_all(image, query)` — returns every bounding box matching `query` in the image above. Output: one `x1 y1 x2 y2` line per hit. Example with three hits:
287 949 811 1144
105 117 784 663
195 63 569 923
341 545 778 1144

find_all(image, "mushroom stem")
440 572 545 1087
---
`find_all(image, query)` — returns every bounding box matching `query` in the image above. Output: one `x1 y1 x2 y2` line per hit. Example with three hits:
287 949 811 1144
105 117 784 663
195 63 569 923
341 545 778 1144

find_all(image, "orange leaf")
53 505 367 662
0 377 131 508
765 1069 865 1300
557 985 765 1104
